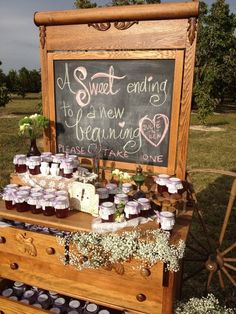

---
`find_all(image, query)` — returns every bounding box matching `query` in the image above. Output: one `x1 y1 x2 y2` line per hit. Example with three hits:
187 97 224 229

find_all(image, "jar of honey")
13 154 27 173
99 202 116 223
124 201 140 220
54 196 70 218
15 190 30 212
42 194 55 216
27 156 41 175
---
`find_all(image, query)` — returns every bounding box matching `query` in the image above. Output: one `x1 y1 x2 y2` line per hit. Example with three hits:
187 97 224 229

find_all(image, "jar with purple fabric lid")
15 190 30 212
13 154 27 173
42 194 55 216
28 192 43 214
27 156 41 175
124 201 140 220
138 198 152 218
2 187 17 209
99 202 116 223
54 196 70 218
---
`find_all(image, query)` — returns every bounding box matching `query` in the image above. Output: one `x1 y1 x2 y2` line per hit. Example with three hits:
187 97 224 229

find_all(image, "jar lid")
19 186 31 192
124 201 140 215
5 183 18 189
37 293 49 302
54 297 66 306
14 281 25 287
23 290 35 298
54 196 69 209
138 198 150 204
50 308 61 313
55 190 68 197
69 300 81 309
41 152 52 156
44 194 55 200
16 190 30 197
13 154 26 164
28 156 41 162
114 193 128 204
105 183 118 193
45 188 56 195
31 187 44 194
86 303 98 312
2 288 13 297
96 188 109 199
100 202 115 212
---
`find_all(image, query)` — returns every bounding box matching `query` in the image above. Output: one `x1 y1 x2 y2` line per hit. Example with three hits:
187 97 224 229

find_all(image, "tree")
17 67 30 98
74 0 160 8
193 0 236 124
0 61 11 107
74 0 96 9
6 69 18 93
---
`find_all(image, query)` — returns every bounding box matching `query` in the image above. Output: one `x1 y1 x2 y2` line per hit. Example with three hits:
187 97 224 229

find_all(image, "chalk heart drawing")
119 121 125 128
139 114 169 147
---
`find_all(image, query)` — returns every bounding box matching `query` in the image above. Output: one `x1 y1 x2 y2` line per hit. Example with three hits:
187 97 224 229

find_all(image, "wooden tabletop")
0 200 193 243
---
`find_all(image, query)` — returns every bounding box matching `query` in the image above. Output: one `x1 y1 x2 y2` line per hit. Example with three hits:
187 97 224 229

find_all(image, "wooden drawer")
0 226 64 266
0 249 164 313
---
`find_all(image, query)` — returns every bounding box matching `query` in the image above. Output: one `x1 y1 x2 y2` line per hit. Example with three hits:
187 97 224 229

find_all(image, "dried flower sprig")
58 228 185 272
175 294 235 314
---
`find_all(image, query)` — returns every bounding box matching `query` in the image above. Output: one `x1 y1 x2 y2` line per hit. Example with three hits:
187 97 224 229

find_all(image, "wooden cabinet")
0 201 193 313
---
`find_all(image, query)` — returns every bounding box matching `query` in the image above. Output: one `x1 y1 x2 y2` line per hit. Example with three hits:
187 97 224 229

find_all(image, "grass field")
0 94 236 308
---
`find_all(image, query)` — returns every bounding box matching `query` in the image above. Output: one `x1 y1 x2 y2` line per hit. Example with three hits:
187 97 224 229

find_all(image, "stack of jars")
154 174 184 195
1 184 70 219
97 182 153 223
0 280 123 313
13 153 80 178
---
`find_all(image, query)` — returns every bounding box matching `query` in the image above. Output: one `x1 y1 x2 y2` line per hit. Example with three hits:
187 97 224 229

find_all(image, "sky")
0 0 236 73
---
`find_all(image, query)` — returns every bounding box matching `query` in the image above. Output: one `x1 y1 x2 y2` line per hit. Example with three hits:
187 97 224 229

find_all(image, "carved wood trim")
16 232 37 257
88 21 138 31
187 17 197 45
39 25 46 49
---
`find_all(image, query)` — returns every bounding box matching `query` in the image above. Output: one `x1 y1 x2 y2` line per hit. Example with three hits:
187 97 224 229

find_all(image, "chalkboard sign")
54 59 175 166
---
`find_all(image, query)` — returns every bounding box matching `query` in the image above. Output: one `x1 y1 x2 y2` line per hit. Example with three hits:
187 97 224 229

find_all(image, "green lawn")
0 94 236 308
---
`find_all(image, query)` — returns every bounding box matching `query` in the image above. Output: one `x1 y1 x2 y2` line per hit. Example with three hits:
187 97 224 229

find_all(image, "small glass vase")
27 138 41 157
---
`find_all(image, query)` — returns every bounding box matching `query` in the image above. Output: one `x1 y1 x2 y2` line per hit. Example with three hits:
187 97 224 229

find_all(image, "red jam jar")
167 177 184 195
2 187 18 209
54 196 70 218
105 183 117 202
96 188 109 205
28 192 43 214
62 167 73 179
124 201 140 220
27 156 41 175
13 154 27 173
42 194 55 216
99 202 116 223
155 174 170 194
68 154 80 172
15 190 30 212
138 198 152 218
114 193 128 213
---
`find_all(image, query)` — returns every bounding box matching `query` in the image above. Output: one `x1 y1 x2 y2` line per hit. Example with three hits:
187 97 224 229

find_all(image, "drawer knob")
46 247 55 255
10 263 19 270
0 236 6 244
136 294 146 302
140 267 151 277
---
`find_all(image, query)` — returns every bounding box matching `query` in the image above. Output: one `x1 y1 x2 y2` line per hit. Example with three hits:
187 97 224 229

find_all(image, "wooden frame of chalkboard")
47 50 184 175
35 2 199 180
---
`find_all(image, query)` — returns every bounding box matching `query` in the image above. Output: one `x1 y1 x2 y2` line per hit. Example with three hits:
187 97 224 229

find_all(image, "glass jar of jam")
155 174 170 194
99 202 116 223
138 198 152 218
114 193 128 213
27 156 41 175
124 201 140 220
37 293 51 310
45 188 56 195
12 281 27 298
54 196 70 218
122 183 133 194
23 289 37 304
2 187 18 209
15 190 30 212
62 167 73 179
28 192 43 214
13 154 27 173
96 188 109 205
105 183 117 202
68 299 84 311
42 194 55 216
167 177 184 195
53 297 66 310
68 155 80 172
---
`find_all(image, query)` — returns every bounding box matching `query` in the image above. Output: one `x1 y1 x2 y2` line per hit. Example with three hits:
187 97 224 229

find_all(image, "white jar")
157 211 175 231
40 161 50 176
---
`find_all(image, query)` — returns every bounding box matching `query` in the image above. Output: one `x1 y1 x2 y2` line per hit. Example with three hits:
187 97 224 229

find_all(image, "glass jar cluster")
154 174 184 195
0 279 123 313
97 182 154 223
13 152 80 178
2 184 70 218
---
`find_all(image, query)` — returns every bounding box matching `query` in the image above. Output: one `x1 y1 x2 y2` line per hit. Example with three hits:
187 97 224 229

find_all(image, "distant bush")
0 84 11 107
